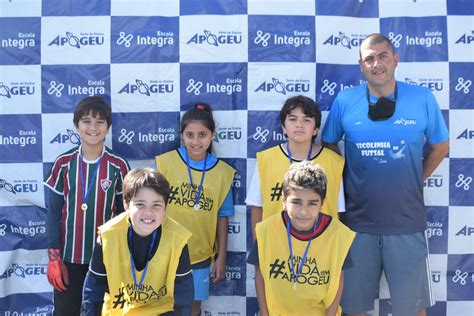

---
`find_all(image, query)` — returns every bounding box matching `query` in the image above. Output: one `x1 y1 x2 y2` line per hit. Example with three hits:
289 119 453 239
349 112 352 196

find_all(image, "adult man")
322 33 449 316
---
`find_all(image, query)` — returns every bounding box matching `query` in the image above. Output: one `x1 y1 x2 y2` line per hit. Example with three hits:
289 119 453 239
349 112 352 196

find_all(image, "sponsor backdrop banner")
0 0 473 315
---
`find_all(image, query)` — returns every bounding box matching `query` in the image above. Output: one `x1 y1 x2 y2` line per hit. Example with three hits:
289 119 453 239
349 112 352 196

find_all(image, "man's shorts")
341 232 435 316
192 266 210 301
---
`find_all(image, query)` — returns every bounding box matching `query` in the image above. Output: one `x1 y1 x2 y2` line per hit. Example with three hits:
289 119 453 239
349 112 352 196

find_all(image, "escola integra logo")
389 31 443 48
254 30 311 48
116 30 174 48
1 32 36 49
186 78 242 96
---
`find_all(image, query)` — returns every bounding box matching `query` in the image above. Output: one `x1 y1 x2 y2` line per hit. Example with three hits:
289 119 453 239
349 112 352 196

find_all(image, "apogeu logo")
322 32 365 49
0 263 46 280
404 77 443 92
393 118 417 126
457 129 474 139
254 78 310 95
187 30 242 47
48 32 105 49
0 82 35 98
455 31 474 44
424 175 443 188
118 79 174 96
50 129 81 145
0 179 16 194
0 179 38 194
456 225 474 236
213 127 242 143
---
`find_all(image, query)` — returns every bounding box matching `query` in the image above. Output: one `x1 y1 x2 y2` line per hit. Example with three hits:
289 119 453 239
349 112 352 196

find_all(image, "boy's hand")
47 248 69 292
211 256 226 283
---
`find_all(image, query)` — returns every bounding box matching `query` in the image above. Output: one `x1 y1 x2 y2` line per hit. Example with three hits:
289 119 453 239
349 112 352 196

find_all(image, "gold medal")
79 154 102 213
194 204 200 211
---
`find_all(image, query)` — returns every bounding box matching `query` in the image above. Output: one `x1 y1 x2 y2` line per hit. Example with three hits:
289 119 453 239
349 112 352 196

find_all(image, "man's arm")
255 266 269 316
321 142 341 156
47 189 63 249
247 163 263 241
423 141 449 180
250 206 262 241
211 216 228 283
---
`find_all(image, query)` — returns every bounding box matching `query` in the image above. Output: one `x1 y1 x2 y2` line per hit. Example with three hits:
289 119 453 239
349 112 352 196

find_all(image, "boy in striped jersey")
44 96 130 315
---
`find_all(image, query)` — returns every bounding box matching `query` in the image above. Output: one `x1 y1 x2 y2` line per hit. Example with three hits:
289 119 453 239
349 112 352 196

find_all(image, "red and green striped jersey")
45 146 130 264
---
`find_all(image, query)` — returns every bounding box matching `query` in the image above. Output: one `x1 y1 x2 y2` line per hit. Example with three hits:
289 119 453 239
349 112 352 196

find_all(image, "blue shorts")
192 266 210 301
341 232 434 316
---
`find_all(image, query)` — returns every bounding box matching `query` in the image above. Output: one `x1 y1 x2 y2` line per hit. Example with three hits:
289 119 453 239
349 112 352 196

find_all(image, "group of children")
44 95 353 315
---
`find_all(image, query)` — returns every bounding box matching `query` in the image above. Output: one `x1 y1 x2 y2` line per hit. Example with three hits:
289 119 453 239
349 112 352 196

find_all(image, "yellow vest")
100 212 191 315
257 145 344 220
256 212 354 316
156 150 235 264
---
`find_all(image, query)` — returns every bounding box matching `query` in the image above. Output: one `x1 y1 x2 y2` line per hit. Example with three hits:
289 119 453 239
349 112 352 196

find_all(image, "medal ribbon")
286 143 313 164
79 154 102 210
185 151 207 210
286 215 318 288
129 227 157 288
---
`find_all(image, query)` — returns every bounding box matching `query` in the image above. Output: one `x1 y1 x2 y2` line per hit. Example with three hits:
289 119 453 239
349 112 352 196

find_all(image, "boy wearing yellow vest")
246 95 345 240
248 161 355 316
82 168 193 315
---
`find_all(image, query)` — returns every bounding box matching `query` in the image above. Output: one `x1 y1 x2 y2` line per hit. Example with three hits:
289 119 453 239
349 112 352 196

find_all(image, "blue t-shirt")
322 81 448 234
176 147 234 217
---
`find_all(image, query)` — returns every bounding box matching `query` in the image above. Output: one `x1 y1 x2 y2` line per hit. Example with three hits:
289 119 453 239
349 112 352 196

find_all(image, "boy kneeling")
248 161 354 316
83 168 194 315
